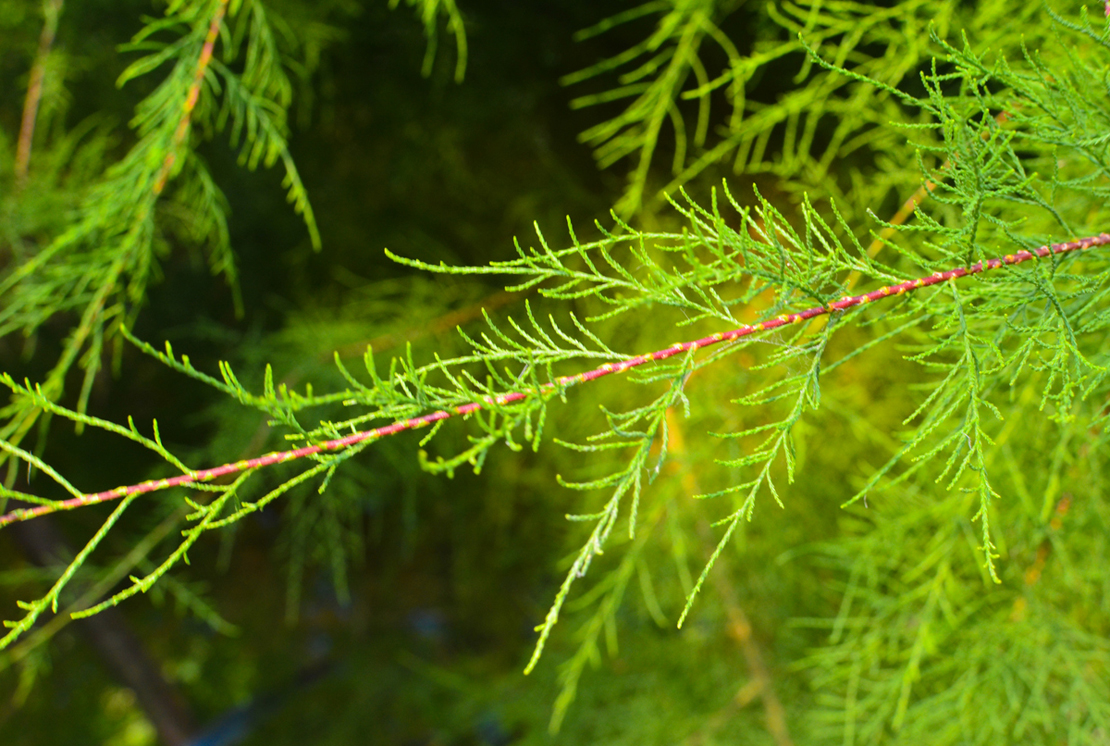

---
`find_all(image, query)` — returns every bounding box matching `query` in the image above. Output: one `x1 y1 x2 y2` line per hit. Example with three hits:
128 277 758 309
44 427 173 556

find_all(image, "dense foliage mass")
2 0 1110 743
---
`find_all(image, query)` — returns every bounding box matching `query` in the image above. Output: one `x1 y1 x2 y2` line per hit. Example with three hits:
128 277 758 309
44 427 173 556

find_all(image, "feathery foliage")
3 0 1110 743
0 0 322 473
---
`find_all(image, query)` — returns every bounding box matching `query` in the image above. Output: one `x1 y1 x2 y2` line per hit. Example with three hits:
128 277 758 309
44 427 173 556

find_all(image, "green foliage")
3 1 1110 743
391 0 468 82
0 0 323 470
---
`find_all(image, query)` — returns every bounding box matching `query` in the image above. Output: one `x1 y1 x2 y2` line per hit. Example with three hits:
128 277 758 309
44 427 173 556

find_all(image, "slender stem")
238 289 520 462
666 408 793 746
2 232 1108 528
841 111 1011 294
14 0 64 185
152 0 229 195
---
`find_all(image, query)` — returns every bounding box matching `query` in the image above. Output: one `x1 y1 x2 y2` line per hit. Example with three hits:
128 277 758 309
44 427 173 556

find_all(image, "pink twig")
2 232 1108 528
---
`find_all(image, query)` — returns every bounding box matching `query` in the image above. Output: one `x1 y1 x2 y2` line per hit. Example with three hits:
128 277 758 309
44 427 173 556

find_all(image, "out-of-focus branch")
333 289 517 360
665 409 793 746
7 503 196 746
1 509 186 669
14 0 64 185
152 0 229 195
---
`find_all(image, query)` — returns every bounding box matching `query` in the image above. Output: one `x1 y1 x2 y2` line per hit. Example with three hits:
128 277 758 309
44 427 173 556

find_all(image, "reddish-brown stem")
2 232 1108 528
152 0 229 195
14 0 64 185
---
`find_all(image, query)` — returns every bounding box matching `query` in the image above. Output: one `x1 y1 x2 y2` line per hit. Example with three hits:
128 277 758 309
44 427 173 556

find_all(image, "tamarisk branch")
152 0 229 195
2 232 1108 528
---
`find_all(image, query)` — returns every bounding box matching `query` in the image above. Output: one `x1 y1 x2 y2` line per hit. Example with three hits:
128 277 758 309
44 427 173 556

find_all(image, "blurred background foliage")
2 0 1109 744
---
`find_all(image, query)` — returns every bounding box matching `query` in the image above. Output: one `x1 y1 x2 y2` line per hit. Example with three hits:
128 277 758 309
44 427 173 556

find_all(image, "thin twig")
237 289 520 468
1 232 1107 527
838 111 1012 295
152 0 229 195
0 507 186 668
14 0 64 185
664 408 793 746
